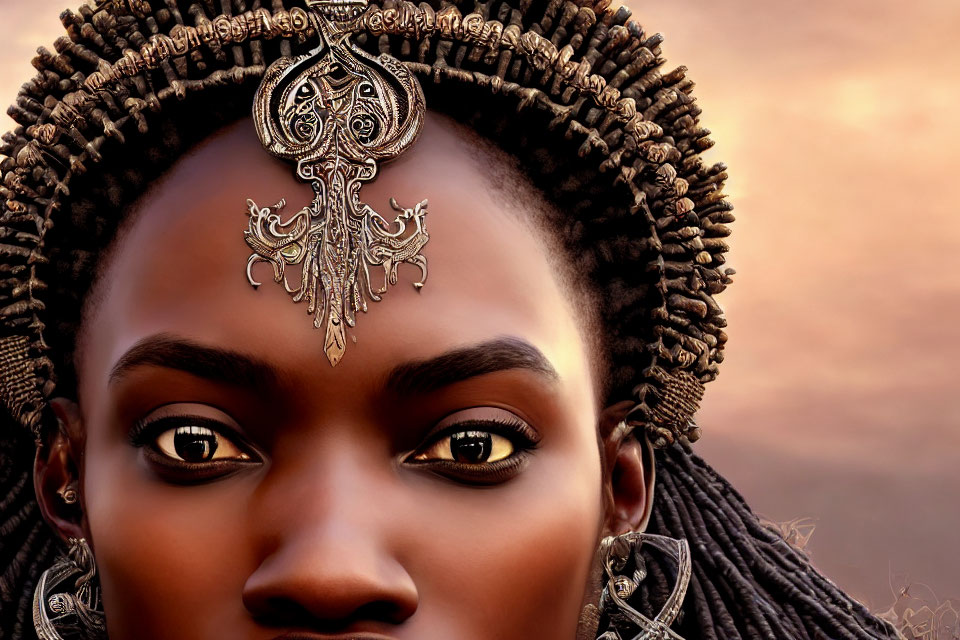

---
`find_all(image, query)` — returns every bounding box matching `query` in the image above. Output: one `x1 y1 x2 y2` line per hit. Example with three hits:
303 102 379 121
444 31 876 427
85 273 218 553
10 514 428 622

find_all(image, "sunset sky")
2 0 957 608
637 0 960 607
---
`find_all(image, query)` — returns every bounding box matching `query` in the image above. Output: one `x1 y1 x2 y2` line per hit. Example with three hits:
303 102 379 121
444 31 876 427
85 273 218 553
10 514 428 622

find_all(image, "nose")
242 528 419 627
242 440 418 629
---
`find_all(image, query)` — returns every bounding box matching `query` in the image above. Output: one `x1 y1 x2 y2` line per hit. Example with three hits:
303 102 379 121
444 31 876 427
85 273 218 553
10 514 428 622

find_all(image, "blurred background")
635 0 960 611
1 0 957 613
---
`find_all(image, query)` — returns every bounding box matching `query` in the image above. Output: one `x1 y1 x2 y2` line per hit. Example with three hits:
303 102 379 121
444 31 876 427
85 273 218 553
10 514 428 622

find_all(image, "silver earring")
33 537 106 640
595 532 691 640
57 482 78 505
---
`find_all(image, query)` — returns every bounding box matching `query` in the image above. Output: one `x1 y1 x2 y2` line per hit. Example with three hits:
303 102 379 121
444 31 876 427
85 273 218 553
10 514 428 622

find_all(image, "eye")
155 424 249 463
130 403 260 483
411 430 515 464
404 407 540 485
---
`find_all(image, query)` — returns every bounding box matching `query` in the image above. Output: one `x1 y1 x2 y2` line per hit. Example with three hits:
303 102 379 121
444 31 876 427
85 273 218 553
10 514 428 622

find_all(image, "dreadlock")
0 0 898 638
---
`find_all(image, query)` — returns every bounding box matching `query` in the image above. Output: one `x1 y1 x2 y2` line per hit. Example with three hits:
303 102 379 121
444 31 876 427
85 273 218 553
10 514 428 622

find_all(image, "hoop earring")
594 532 691 640
33 537 106 640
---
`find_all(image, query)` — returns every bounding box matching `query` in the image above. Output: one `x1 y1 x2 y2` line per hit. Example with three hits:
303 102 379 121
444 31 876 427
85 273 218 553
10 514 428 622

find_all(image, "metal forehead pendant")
245 0 428 366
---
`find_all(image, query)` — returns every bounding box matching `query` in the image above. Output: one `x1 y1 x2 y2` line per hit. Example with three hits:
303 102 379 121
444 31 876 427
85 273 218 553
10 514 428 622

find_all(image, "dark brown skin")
34 113 653 640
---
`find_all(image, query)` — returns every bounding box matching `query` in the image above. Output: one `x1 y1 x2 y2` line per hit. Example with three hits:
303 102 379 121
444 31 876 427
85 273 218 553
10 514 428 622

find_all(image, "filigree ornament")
597 533 691 640
33 538 106 640
245 0 428 366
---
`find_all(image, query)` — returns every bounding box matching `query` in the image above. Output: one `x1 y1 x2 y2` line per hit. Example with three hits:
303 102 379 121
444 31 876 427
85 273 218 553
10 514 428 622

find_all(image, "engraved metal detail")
33 538 105 640
246 0 428 366
598 533 691 640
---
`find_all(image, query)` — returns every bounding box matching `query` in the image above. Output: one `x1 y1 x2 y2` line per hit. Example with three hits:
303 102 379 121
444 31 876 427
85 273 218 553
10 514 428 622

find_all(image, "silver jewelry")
246 0 428 367
597 532 691 640
33 537 106 640
57 482 78 505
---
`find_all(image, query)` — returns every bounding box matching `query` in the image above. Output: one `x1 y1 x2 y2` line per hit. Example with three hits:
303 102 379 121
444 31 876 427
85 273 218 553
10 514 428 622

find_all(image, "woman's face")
59 114 625 639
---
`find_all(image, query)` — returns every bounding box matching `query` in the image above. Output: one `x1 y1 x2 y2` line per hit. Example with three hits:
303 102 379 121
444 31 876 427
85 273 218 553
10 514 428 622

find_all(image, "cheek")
84 443 257 640
411 443 603 638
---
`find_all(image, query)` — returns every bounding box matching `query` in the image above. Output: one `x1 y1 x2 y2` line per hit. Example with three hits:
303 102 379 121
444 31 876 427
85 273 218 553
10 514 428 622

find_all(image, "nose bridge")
252 418 415 561
242 423 418 624
258 426 384 531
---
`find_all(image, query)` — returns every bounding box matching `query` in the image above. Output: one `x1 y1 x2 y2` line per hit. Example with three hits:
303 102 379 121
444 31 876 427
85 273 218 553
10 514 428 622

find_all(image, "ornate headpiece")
244 0 429 365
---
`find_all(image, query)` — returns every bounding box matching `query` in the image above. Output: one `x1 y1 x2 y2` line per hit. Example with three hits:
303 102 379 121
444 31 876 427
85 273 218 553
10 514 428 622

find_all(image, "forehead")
78 112 594 407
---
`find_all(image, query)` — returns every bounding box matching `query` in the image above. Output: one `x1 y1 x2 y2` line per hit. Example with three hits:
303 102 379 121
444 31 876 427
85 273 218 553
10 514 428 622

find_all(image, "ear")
599 401 656 535
34 398 87 541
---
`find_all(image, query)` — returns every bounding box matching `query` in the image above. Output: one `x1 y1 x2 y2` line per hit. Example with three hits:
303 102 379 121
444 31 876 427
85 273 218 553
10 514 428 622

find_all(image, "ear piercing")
57 482 78 505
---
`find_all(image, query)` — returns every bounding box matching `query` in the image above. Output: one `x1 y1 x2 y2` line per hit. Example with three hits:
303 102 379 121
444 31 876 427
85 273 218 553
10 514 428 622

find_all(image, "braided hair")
0 0 898 638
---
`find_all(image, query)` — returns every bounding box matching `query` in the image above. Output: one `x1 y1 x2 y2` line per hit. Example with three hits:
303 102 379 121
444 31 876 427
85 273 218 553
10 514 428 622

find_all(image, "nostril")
248 598 315 629
249 596 413 632
352 600 415 625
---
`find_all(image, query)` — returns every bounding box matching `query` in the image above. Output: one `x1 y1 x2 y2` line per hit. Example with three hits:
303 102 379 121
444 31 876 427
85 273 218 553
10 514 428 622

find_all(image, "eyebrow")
108 334 558 395
108 334 278 389
384 337 559 396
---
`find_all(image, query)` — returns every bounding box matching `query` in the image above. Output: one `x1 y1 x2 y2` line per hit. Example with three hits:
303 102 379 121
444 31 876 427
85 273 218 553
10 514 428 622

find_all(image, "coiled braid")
0 0 898 638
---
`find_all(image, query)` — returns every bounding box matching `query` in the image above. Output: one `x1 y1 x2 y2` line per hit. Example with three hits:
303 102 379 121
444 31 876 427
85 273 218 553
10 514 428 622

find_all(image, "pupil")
450 431 492 464
173 427 218 462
